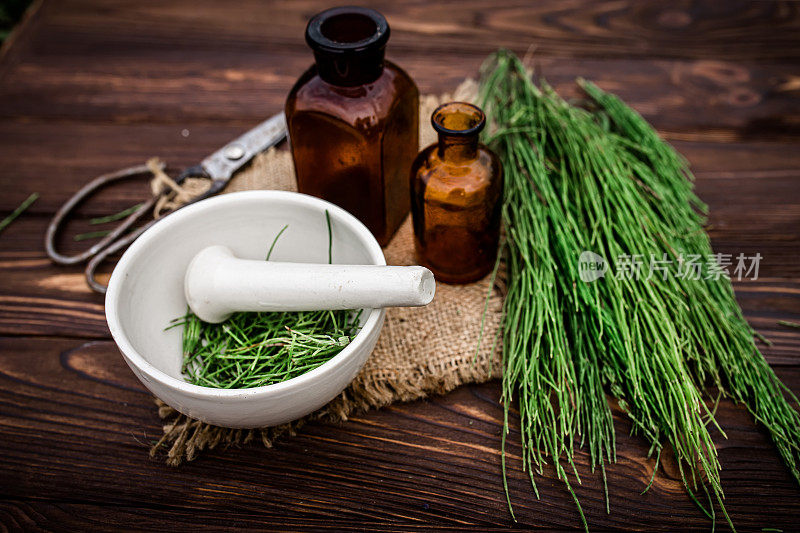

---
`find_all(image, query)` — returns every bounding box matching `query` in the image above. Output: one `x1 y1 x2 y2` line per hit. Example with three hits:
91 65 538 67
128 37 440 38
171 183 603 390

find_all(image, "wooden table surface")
1 1 799 530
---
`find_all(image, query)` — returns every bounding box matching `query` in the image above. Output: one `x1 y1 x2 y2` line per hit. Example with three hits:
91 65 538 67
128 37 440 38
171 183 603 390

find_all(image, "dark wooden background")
1 0 799 530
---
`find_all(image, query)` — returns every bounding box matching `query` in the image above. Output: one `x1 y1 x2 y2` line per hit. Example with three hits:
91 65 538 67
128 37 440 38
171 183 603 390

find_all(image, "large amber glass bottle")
411 102 503 283
286 6 419 246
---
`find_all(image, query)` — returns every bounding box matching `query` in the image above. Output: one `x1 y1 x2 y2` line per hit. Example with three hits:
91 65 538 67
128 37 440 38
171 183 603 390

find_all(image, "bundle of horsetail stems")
478 50 800 530
168 212 361 389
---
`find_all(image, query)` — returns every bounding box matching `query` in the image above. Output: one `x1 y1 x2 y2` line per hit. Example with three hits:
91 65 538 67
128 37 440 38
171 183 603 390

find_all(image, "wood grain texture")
1 337 799 531
25 0 800 61
0 0 798 530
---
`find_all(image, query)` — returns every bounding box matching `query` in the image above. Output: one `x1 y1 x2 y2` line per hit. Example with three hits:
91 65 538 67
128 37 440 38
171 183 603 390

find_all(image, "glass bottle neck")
314 49 385 86
438 133 479 162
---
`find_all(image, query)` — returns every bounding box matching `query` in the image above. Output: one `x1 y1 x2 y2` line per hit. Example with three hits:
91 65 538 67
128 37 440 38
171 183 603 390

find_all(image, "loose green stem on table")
89 202 143 224
74 202 144 241
0 192 38 235
74 229 112 241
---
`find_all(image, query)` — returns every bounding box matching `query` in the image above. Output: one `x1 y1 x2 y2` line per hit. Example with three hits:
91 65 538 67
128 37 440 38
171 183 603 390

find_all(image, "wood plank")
1 0 798 145
25 0 800 62
0 335 798 531
0 122 256 215
0 45 797 140
0 502 523 533
1 123 799 215
1 2 799 213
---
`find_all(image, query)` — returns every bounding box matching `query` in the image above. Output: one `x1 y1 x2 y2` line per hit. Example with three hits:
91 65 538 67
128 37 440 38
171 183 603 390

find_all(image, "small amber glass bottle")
410 102 503 283
286 6 419 246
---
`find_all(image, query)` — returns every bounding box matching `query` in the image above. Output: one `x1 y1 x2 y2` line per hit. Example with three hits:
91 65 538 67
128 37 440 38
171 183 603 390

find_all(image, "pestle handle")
185 245 436 323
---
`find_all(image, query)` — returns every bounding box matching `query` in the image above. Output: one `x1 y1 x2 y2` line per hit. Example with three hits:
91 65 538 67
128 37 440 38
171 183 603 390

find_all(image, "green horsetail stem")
0 192 38 235
171 212 361 389
479 50 800 531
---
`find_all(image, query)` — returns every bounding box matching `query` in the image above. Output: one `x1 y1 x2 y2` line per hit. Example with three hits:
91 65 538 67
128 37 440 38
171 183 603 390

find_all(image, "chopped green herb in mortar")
169 211 361 389
170 307 361 389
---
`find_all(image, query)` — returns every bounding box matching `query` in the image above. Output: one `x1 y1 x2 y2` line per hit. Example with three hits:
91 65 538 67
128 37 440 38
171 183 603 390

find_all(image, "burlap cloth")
151 80 504 465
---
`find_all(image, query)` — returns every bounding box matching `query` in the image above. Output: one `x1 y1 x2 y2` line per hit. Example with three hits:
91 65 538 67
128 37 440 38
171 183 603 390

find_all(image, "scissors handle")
44 163 161 266
84 223 152 293
48 112 288 294
82 166 226 294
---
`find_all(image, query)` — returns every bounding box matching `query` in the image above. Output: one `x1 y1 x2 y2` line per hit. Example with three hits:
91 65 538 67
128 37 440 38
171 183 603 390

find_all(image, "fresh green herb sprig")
170 211 361 389
73 202 143 241
479 50 800 530
170 307 361 389
0 192 38 235
74 229 113 242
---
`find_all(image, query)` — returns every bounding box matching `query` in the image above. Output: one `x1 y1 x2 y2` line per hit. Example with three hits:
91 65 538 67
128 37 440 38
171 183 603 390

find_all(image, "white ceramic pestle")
185 245 436 323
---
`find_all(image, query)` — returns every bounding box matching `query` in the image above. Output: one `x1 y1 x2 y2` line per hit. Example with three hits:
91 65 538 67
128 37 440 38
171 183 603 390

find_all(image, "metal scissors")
45 112 287 293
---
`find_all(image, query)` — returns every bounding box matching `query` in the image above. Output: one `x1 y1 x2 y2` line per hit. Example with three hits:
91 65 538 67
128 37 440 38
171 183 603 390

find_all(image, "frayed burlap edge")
152 346 499 465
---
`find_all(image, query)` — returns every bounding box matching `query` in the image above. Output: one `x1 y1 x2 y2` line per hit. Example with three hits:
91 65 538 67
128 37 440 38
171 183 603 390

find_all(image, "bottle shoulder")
385 60 418 94
412 143 502 204
286 61 418 125
413 145 501 184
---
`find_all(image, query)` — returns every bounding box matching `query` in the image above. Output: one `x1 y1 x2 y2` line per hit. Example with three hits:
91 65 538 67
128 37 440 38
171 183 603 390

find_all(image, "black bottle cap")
306 6 390 56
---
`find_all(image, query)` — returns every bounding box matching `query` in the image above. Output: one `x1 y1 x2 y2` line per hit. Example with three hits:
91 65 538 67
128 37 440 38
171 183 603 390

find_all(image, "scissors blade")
200 112 287 182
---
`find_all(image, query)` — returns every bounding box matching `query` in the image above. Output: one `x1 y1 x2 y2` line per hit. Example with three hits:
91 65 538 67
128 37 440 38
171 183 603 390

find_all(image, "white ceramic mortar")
105 190 386 428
